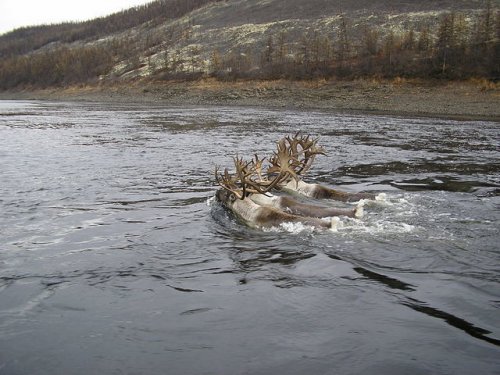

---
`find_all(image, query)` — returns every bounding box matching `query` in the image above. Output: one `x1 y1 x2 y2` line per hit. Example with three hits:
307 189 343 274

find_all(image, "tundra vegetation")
0 0 498 89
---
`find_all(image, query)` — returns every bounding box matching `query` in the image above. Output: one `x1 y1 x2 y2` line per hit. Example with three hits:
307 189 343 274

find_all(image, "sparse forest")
209 7 499 81
0 0 498 89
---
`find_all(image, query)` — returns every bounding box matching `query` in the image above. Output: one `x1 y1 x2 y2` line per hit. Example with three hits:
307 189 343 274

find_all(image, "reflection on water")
0 100 499 375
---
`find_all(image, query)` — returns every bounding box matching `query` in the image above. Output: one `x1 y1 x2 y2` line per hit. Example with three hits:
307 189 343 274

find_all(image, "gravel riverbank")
1 79 499 121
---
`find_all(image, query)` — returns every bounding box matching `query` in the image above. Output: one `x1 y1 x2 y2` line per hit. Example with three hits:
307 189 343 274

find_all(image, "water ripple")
1 101 499 374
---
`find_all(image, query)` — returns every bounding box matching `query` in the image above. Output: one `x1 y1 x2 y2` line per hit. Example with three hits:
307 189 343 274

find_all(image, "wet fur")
282 180 376 202
216 189 331 229
250 194 359 218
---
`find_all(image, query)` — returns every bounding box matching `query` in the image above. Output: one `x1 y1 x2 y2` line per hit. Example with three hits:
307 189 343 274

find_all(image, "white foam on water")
206 196 216 206
264 221 317 234
354 200 365 218
361 194 407 208
369 220 416 234
329 217 342 232
329 216 417 235
324 193 420 236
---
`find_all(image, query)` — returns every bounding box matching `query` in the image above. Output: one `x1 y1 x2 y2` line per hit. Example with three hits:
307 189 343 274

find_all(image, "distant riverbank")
1 79 499 121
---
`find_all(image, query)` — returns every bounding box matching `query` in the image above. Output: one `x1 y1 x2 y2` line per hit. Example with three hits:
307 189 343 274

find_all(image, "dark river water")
0 100 499 375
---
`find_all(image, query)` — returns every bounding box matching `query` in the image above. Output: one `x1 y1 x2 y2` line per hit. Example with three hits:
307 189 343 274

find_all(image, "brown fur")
309 185 376 202
278 196 356 218
280 180 376 202
215 189 331 229
254 206 330 228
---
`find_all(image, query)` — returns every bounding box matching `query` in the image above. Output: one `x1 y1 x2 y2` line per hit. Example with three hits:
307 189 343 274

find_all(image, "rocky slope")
0 0 496 85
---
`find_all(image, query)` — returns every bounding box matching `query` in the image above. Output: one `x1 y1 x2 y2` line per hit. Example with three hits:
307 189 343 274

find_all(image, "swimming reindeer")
214 133 370 230
268 133 378 202
215 157 351 230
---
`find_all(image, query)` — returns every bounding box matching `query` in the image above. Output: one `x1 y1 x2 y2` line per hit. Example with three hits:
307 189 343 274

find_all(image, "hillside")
0 0 498 89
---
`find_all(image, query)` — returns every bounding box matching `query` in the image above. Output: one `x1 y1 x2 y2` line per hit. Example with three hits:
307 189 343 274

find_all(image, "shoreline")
1 79 499 122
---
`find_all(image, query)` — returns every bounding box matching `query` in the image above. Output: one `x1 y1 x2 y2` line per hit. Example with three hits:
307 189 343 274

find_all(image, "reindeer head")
214 133 325 202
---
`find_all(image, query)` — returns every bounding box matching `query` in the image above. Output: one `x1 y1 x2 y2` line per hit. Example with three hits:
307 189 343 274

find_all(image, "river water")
0 100 499 375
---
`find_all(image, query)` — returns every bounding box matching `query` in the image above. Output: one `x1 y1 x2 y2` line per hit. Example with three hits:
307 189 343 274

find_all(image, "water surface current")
0 100 499 374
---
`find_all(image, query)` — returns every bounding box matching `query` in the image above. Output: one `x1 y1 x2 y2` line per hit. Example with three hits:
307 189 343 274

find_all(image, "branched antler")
269 132 326 181
215 165 244 199
267 138 301 183
215 133 326 199
285 132 326 176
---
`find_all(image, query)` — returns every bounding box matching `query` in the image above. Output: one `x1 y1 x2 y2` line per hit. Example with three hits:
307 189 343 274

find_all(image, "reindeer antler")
251 154 266 183
267 138 301 183
216 154 287 199
293 133 326 176
269 132 326 180
215 165 245 199
215 133 326 199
